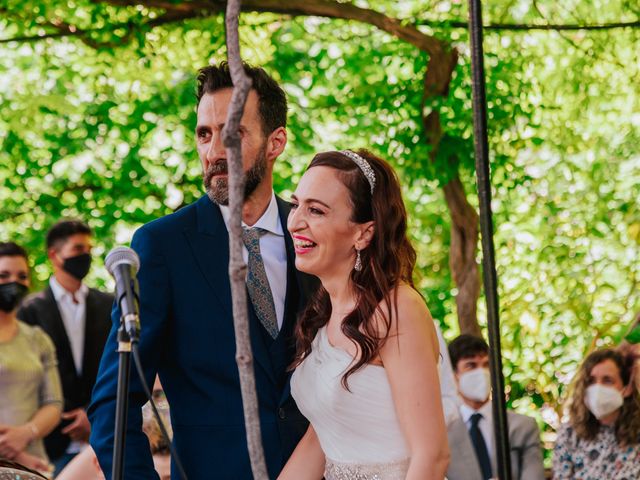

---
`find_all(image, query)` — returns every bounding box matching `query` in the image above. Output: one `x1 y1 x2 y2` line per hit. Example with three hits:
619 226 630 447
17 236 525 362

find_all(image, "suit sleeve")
88 226 171 480
518 416 545 480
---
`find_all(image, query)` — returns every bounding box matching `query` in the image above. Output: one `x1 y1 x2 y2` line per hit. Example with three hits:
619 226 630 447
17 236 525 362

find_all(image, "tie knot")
242 227 267 250
471 412 483 427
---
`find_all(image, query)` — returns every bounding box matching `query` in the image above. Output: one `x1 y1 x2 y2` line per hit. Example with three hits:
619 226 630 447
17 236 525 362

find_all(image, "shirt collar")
50 276 89 303
218 191 283 236
460 400 493 424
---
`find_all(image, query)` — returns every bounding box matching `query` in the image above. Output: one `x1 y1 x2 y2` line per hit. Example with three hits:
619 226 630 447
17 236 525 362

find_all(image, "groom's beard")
204 146 267 206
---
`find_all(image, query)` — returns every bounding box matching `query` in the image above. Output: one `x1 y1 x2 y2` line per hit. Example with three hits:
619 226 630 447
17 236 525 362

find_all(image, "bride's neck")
322 276 357 317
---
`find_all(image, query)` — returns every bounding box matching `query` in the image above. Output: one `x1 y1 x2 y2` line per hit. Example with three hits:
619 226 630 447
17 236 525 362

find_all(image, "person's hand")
61 408 91 442
0 424 32 459
14 450 53 474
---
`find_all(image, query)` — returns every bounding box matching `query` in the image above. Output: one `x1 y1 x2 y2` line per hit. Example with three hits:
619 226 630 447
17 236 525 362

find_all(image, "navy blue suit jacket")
88 195 317 479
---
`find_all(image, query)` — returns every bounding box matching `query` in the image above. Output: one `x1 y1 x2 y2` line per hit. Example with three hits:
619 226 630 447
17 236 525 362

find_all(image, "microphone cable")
131 343 189 480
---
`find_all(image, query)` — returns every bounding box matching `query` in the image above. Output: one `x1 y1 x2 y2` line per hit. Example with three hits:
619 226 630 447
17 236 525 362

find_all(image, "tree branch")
74 0 450 57
222 0 269 477
466 20 640 31
3 9 636 45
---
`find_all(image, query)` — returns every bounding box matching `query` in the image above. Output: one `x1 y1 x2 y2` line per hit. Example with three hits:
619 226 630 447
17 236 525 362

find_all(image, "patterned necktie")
470 413 492 480
242 227 279 339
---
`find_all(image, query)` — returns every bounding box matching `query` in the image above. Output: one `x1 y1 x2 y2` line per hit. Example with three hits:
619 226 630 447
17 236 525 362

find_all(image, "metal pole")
112 327 131 480
467 1 512 479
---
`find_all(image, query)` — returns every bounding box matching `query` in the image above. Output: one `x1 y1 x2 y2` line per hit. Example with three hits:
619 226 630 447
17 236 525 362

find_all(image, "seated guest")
446 334 544 480
553 348 640 479
57 380 172 480
0 242 63 475
142 385 172 480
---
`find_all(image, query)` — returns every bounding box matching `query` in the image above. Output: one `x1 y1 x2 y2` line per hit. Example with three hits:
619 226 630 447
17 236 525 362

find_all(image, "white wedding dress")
291 326 410 480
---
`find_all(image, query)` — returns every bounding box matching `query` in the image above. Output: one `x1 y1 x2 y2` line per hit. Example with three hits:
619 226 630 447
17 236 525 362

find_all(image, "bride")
279 150 449 480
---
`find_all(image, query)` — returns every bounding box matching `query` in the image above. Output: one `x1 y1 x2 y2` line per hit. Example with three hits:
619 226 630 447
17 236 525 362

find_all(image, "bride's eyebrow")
306 198 331 210
290 194 331 210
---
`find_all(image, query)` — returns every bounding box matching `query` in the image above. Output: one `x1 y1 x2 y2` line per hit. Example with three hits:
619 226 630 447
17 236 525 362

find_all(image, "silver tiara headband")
339 150 376 195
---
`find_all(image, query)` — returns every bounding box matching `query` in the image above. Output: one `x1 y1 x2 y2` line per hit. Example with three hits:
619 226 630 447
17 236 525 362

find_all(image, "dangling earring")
354 248 362 272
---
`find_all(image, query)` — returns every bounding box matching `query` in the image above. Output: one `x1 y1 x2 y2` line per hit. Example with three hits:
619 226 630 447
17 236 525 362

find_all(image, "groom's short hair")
195 61 287 136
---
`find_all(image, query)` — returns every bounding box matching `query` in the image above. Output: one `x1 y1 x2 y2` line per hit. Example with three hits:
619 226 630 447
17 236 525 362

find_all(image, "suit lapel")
44 287 78 379
184 197 233 318
485 410 512 477
82 290 100 382
277 197 297 340
499 410 514 478
184 196 276 385
449 417 484 480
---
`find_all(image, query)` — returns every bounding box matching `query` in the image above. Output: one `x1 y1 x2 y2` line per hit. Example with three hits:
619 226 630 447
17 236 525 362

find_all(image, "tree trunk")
420 48 482 335
443 176 481 336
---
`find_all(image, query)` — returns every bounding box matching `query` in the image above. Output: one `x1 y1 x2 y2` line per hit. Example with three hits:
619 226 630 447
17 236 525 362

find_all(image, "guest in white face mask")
445 334 544 480
553 348 640 479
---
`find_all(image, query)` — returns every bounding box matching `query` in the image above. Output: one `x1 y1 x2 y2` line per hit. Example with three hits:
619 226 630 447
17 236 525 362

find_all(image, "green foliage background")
1 0 639 456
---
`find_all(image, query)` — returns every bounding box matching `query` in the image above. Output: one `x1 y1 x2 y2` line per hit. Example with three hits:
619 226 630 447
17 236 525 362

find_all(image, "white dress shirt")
49 277 90 455
219 192 288 331
459 400 495 460
49 276 88 375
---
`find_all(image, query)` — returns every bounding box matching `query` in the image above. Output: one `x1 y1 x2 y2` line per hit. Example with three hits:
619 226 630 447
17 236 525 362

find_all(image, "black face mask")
62 253 92 280
0 282 29 312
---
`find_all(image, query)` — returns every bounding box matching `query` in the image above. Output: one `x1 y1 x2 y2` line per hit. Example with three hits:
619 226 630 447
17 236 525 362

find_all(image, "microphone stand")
112 311 140 480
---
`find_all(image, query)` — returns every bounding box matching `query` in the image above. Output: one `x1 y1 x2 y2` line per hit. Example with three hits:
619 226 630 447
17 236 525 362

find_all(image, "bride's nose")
287 206 305 233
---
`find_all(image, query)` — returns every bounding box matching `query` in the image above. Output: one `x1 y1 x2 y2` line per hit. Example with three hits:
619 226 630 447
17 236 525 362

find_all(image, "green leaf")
626 325 640 345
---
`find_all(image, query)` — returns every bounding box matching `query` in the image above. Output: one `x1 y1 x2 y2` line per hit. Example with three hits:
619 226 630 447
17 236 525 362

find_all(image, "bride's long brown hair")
291 149 417 389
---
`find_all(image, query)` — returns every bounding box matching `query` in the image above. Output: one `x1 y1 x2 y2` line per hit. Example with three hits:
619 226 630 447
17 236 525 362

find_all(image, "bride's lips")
292 234 317 254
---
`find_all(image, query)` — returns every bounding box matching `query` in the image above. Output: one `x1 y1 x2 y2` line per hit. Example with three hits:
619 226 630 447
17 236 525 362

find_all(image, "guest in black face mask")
17 220 113 475
0 242 63 476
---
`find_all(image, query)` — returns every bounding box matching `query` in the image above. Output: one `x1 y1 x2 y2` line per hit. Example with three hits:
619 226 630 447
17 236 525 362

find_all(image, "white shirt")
219 192 288 331
460 400 494 460
49 276 88 375
49 277 89 455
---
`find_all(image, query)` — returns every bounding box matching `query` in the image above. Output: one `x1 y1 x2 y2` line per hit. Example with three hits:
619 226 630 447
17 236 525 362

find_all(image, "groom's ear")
265 127 287 163
356 221 375 249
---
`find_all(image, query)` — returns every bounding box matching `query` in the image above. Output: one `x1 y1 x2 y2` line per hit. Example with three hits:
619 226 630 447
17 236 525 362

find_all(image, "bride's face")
288 166 364 279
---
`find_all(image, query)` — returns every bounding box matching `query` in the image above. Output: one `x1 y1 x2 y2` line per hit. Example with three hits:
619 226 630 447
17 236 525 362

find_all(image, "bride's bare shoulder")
374 284 433 335
376 284 438 361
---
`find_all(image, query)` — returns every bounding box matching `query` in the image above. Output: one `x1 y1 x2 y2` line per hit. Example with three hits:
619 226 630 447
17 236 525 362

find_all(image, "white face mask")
458 368 491 402
584 384 624 419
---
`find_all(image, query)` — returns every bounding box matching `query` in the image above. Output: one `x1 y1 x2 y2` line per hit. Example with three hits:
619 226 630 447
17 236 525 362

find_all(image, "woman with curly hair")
553 348 640 479
278 150 449 480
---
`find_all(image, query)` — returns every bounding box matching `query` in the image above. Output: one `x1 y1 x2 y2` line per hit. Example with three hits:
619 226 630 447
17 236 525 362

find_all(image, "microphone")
105 247 141 341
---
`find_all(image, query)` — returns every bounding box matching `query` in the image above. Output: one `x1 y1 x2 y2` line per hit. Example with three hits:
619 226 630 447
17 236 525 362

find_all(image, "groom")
88 62 317 479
